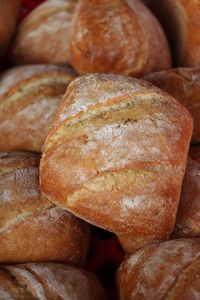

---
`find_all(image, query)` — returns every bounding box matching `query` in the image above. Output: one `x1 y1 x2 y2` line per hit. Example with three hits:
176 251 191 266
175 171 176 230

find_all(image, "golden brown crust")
0 64 77 153
166 256 200 300
117 238 200 300
0 0 21 59
9 0 78 65
0 263 105 300
0 152 90 266
172 146 200 238
144 68 200 144
142 0 200 67
69 0 171 76
40 74 193 253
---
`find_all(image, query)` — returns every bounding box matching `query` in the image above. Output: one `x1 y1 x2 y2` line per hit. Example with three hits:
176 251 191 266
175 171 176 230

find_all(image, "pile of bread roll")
0 0 200 299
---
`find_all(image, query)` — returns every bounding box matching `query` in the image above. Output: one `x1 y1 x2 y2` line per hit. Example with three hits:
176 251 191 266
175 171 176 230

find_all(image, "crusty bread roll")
0 152 90 265
40 74 192 254
142 0 200 67
9 0 78 65
0 0 21 59
0 262 105 300
173 146 200 238
69 0 171 76
0 64 76 153
117 238 200 300
144 68 200 144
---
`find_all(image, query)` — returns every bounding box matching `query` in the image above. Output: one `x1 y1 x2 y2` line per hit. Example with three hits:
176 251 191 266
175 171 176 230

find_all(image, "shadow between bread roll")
0 64 77 153
0 262 105 300
142 0 200 67
116 238 200 300
0 0 21 59
0 152 90 265
9 0 78 65
69 0 171 76
172 146 200 238
144 68 200 144
40 74 193 254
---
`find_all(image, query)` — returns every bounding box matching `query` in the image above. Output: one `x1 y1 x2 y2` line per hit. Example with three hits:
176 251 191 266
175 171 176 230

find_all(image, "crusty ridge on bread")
40 74 193 253
0 263 105 300
0 152 90 265
117 238 200 299
0 65 77 152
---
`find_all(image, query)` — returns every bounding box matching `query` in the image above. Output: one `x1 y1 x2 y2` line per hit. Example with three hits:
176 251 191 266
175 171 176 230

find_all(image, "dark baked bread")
69 0 171 76
117 238 200 300
0 152 90 265
9 0 78 65
0 0 21 59
40 74 192 253
0 262 105 299
144 68 200 144
0 64 77 152
173 146 200 238
142 0 200 67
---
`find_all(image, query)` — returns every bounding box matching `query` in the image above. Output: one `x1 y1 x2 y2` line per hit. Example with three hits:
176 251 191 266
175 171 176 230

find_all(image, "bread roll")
0 152 90 265
0 64 76 152
142 0 200 67
0 0 21 59
173 146 200 238
40 74 192 253
144 68 200 144
0 262 105 300
69 0 171 76
117 238 200 300
9 0 78 65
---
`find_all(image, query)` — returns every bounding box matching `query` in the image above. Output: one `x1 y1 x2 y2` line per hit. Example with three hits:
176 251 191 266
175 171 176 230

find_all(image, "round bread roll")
117 238 200 300
142 0 200 67
0 64 77 153
173 146 200 238
144 68 200 144
0 262 105 300
0 0 21 59
69 0 171 76
40 74 193 253
9 0 78 65
0 152 90 265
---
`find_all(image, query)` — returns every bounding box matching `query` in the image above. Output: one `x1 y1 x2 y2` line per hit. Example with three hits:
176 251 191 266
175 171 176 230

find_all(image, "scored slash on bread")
1 1 200 299
0 64 77 152
0 263 105 300
117 238 200 300
40 73 193 254
0 152 90 265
